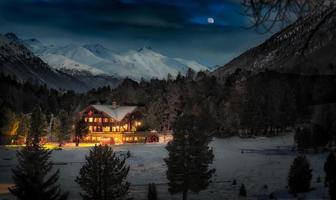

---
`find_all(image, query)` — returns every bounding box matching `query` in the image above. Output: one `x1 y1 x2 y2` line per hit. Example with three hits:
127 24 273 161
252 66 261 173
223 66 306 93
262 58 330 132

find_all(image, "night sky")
0 0 272 67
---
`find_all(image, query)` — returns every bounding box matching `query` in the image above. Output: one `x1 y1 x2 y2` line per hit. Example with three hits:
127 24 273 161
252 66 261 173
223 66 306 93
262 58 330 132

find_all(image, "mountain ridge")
213 9 336 78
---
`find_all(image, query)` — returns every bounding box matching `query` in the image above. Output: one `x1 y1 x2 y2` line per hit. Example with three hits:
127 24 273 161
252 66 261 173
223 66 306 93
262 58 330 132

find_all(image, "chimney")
112 101 118 109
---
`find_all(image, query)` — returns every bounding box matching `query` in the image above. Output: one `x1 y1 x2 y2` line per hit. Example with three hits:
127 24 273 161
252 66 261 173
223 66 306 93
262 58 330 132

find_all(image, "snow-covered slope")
24 39 209 81
40 54 105 76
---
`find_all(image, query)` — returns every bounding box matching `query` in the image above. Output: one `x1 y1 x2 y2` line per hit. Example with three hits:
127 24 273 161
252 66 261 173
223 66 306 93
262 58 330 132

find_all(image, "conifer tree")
0 108 19 144
165 114 215 200
9 145 69 200
288 155 312 194
55 110 71 147
74 118 89 147
16 114 30 143
239 184 247 196
76 145 130 200
27 106 47 146
9 106 68 200
324 152 336 200
148 183 157 200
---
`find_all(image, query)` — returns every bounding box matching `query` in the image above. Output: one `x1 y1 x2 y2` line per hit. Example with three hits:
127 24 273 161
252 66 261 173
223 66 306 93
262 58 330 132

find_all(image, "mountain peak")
138 46 153 52
28 38 40 43
4 32 20 42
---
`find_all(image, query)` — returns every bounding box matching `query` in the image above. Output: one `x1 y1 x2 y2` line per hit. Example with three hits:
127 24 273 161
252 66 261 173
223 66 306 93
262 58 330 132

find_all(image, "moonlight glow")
207 17 215 24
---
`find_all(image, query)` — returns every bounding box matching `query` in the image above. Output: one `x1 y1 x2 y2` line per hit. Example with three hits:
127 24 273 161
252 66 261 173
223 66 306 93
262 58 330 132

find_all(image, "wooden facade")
80 103 154 144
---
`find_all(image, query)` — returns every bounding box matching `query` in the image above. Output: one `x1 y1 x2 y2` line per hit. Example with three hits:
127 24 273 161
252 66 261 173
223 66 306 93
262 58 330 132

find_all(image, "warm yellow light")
89 117 93 122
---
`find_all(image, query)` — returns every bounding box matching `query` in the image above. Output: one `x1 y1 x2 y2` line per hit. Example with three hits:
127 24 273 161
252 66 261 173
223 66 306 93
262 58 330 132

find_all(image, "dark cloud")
0 0 270 66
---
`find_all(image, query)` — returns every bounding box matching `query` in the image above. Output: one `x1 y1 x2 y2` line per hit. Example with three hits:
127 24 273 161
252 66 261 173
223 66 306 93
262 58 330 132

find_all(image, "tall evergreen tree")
55 110 71 147
324 152 336 200
147 183 157 200
9 106 68 200
239 184 247 196
9 145 69 200
76 145 130 200
74 118 89 147
0 108 19 144
165 114 215 200
27 106 47 146
288 155 312 194
15 114 30 143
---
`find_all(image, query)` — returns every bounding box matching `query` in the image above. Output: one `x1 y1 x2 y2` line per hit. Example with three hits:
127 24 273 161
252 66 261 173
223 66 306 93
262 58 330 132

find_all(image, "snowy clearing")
0 134 330 200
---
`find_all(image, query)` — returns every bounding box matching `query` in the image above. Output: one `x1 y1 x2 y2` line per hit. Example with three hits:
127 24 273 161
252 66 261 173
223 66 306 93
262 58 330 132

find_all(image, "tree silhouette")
74 118 89 146
9 145 69 200
288 155 312 194
27 106 47 146
239 184 247 196
324 151 336 200
147 183 157 200
76 145 130 200
165 114 215 200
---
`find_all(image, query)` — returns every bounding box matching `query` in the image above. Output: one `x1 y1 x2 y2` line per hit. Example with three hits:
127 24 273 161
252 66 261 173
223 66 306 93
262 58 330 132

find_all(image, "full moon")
207 17 215 24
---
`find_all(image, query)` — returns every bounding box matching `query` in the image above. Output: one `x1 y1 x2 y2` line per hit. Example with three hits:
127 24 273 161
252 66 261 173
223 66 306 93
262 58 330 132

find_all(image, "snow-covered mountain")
24 40 209 81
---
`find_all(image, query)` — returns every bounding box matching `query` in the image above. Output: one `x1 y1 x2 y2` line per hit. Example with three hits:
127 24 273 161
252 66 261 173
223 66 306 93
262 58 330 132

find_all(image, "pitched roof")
91 104 137 121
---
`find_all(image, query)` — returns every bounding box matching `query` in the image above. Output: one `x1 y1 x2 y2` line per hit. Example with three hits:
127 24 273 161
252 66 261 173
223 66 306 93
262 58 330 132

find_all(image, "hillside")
214 9 336 77
0 33 88 91
0 33 121 91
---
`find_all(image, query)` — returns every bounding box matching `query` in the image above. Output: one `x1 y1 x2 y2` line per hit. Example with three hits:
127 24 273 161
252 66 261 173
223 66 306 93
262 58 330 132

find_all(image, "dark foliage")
165 114 215 200
1 70 336 142
232 179 237 185
147 183 157 200
74 118 89 146
9 145 68 200
324 152 336 200
76 145 130 200
26 106 47 146
239 184 247 196
288 156 312 194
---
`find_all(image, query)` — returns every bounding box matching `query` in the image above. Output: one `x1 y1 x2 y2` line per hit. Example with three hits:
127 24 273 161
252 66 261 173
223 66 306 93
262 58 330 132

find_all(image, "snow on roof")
91 104 137 121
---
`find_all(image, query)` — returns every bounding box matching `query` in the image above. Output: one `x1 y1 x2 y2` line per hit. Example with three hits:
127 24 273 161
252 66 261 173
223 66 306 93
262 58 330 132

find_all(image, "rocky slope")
0 33 121 91
213 8 336 77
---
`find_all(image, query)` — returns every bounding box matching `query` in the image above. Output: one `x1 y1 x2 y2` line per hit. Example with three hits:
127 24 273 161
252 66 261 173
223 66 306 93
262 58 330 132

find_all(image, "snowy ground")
0 134 331 200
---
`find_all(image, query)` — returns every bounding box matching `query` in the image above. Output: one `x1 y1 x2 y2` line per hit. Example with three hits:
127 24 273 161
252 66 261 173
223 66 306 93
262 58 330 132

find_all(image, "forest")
1 68 336 145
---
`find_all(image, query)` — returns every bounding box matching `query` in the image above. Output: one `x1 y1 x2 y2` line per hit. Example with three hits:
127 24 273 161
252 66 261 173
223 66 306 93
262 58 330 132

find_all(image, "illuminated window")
104 118 109 123
89 117 93 122
89 126 93 131
103 126 110 132
84 117 88 122
98 118 102 123
134 137 138 141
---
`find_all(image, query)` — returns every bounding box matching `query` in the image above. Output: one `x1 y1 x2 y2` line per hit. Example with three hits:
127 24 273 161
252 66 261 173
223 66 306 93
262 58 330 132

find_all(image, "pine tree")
76 145 130 200
288 155 312 194
9 145 69 200
0 108 19 144
239 184 247 196
232 179 237 185
16 114 30 143
147 183 157 200
165 114 215 200
74 118 89 147
55 110 71 147
27 106 47 146
324 152 336 200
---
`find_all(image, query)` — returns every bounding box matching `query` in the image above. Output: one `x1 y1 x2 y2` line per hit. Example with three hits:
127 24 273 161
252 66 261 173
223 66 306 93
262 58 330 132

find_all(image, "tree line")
1 69 336 143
